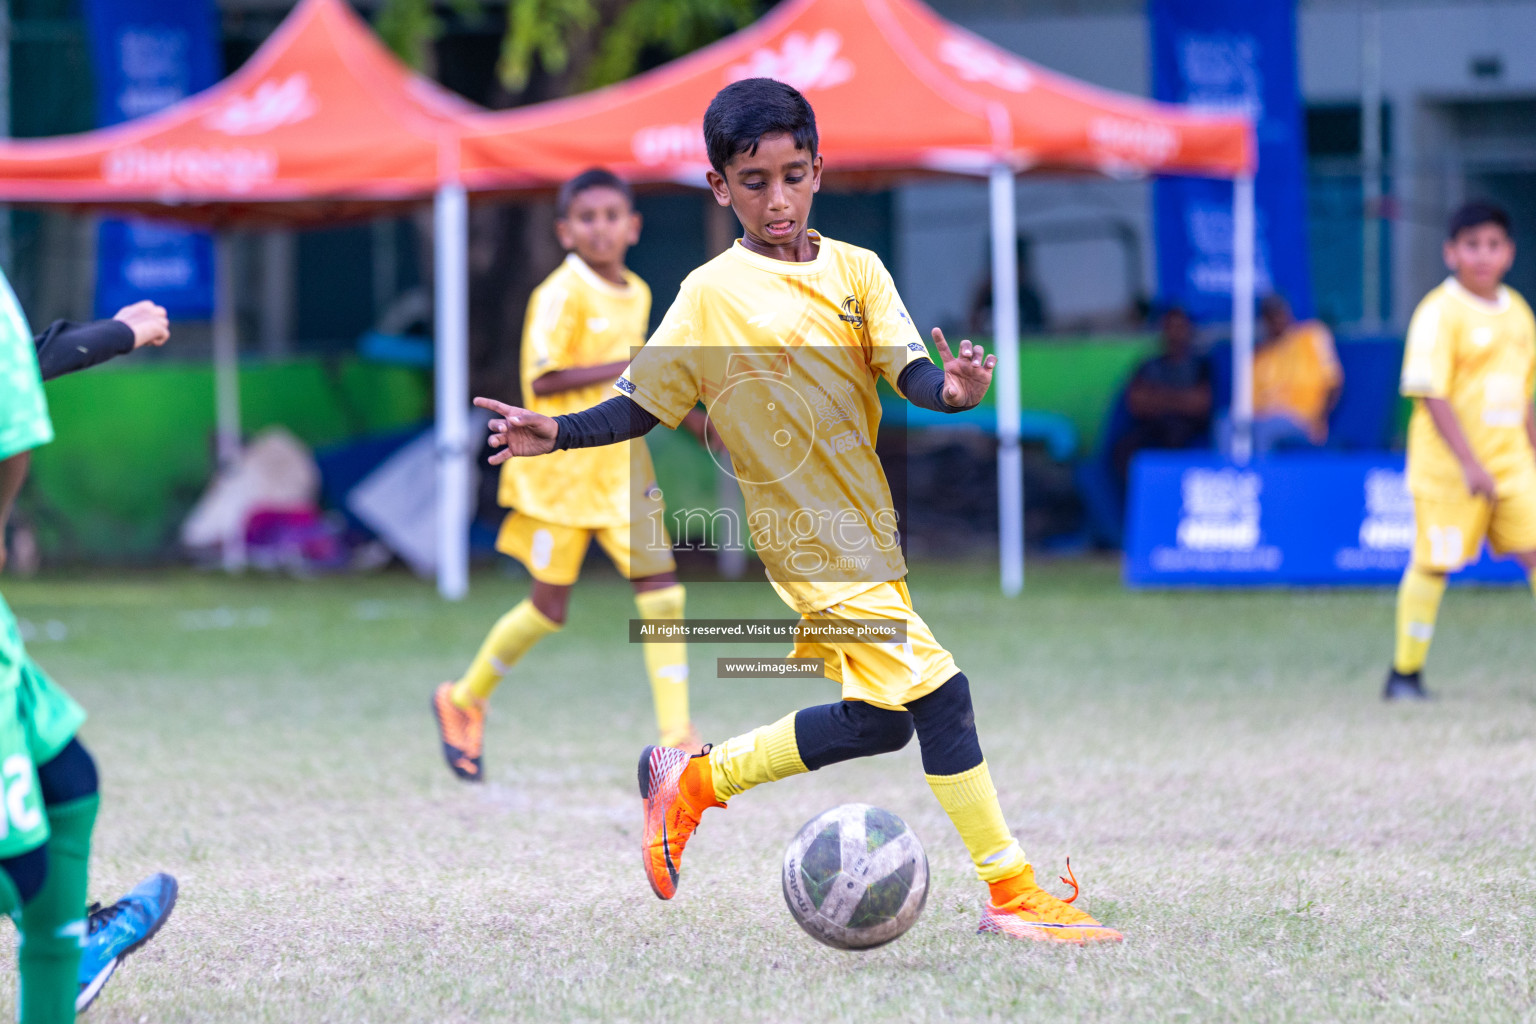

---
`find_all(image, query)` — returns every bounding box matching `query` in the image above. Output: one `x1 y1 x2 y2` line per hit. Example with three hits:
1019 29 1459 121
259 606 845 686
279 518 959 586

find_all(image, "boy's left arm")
529 360 630 397
35 301 169 381
0 452 28 573
679 407 723 452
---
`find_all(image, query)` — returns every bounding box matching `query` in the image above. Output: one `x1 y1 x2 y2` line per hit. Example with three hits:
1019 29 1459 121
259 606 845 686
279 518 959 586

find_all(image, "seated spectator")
968 237 1048 335
1113 307 1212 488
1219 294 1343 456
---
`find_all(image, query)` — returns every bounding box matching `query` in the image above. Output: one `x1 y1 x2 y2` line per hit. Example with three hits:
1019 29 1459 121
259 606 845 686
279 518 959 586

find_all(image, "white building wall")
900 0 1536 332
896 12 1153 335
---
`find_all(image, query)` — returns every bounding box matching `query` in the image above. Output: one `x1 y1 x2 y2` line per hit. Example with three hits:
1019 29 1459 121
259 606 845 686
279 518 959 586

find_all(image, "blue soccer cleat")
77 872 179 1013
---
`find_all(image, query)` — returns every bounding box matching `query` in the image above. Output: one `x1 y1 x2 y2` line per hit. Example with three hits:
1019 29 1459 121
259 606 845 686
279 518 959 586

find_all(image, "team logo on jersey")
838 296 864 330
807 380 859 432
809 381 868 458
616 376 636 395
907 342 924 352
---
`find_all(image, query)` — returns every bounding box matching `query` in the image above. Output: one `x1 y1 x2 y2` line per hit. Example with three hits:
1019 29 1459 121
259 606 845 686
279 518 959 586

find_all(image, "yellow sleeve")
860 257 928 395
1526 307 1536 401
617 288 701 429
522 281 581 381
1400 296 1454 399
1311 322 1343 387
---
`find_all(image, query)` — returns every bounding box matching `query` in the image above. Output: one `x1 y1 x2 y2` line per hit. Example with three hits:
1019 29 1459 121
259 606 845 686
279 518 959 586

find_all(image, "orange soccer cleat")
978 861 1123 945
638 744 724 899
432 682 485 782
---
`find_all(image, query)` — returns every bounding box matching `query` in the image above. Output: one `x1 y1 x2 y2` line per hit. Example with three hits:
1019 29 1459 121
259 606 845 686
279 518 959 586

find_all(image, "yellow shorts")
496 512 676 586
791 580 959 710
1413 480 1536 571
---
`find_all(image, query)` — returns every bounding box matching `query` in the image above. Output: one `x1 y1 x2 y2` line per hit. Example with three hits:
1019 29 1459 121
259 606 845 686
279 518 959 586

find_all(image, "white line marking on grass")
176 607 273 631
17 619 68 642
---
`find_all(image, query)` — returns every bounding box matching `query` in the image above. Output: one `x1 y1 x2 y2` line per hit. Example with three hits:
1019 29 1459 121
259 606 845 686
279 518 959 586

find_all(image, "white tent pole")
434 182 470 600
1360 0 1383 331
212 232 244 570
990 163 1023 596
1231 174 1256 466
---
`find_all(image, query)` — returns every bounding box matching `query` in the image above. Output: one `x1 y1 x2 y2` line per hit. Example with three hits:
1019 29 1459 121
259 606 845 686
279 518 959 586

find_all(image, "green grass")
1 560 1534 1022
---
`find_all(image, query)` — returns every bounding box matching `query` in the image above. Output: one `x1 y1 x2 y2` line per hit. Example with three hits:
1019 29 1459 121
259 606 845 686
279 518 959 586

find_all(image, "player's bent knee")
37 738 99 806
0 844 49 906
906 673 984 776
796 701 913 770
841 699 915 755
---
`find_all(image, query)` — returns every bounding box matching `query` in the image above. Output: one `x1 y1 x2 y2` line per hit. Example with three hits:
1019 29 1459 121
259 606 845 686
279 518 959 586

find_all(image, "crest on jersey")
838 295 864 330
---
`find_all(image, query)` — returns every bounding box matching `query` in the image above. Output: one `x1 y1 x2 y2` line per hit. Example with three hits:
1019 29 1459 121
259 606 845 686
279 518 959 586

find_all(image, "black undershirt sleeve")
897 358 968 413
35 319 136 382
552 394 661 450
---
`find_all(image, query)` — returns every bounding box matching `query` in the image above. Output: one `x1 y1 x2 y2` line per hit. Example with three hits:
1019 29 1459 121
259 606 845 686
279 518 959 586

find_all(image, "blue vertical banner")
84 0 221 320
1150 0 1312 322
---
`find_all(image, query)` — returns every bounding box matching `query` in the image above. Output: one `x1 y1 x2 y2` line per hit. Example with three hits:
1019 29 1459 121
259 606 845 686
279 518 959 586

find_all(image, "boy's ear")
554 218 575 251
810 153 824 194
706 169 732 207
627 210 643 245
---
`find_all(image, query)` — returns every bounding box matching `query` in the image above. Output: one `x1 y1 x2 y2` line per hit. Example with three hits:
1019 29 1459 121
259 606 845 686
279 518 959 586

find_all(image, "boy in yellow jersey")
1386 201 1536 700
474 80 1121 944
433 169 706 781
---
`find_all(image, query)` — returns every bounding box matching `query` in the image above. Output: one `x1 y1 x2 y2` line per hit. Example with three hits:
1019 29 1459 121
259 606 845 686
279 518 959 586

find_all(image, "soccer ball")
781 803 929 950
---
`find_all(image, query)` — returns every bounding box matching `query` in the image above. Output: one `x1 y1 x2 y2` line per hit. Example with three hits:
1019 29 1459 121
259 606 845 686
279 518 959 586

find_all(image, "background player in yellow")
1386 201 1536 700
433 169 710 781
474 80 1121 944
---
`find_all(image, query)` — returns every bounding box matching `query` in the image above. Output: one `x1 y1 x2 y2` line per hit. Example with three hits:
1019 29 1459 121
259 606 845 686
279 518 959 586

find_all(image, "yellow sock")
1393 565 1447 674
635 584 691 743
927 761 1027 884
707 712 806 803
451 599 560 706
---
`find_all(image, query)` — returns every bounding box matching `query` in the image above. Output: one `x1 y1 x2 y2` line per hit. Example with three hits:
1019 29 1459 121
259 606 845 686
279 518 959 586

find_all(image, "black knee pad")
906 672 983 776
796 700 914 771
0 844 48 905
37 738 99 806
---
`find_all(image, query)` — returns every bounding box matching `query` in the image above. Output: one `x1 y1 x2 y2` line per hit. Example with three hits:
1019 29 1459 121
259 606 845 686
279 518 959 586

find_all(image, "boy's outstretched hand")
474 397 559 464
113 300 170 349
932 327 997 410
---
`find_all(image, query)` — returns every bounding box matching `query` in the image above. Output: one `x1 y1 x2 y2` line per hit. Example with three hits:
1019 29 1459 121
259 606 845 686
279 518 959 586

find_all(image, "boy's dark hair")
557 168 632 218
703 78 818 174
1447 200 1512 240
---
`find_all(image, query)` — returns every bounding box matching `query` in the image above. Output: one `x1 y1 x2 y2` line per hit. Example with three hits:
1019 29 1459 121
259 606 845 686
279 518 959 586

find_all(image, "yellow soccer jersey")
499 253 661 528
1401 277 1536 496
618 233 929 614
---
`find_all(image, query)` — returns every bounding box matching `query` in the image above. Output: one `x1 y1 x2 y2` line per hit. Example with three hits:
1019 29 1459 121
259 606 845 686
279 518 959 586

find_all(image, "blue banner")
1150 0 1312 322
1125 451 1525 586
84 0 220 320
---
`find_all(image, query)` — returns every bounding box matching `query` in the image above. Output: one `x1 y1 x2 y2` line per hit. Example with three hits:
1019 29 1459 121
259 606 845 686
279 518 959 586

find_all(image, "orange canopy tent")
0 0 483 597
456 0 1257 592
458 0 1250 186
0 0 476 220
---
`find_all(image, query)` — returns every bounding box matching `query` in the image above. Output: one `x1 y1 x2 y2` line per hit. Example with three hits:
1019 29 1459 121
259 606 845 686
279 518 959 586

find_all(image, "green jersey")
0 269 82 856
0 268 52 460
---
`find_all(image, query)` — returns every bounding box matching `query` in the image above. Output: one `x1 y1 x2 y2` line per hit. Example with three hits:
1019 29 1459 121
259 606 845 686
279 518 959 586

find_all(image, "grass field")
1 560 1533 1023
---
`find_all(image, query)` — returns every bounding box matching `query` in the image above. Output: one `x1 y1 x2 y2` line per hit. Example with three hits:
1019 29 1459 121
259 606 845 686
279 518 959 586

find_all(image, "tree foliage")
377 0 764 94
